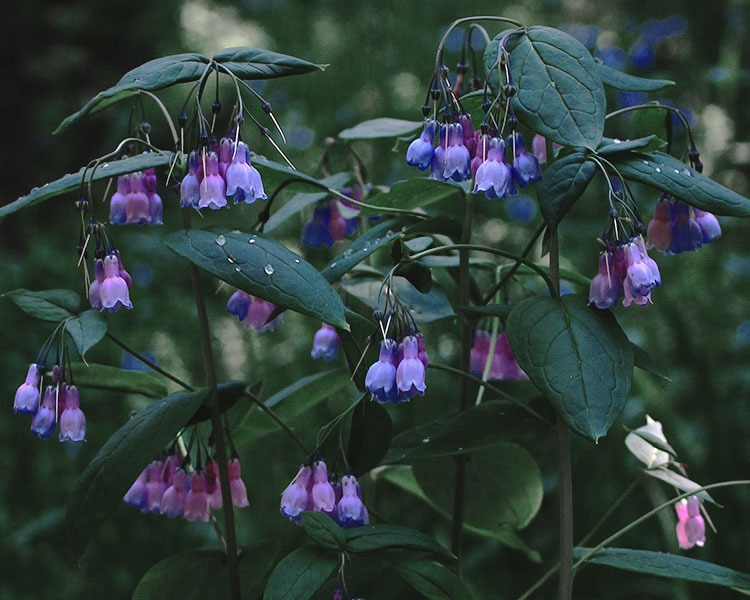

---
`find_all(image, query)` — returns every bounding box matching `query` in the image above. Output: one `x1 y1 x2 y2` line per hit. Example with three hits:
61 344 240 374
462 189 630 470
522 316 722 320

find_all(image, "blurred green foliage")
1 0 750 598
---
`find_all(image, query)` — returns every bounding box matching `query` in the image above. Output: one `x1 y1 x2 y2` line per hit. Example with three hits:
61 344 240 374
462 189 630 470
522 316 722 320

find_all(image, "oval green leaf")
339 118 423 140
301 512 347 551
507 295 634 441
164 228 348 329
212 46 325 79
611 151 750 217
263 546 338 600
361 178 465 215
573 548 750 590
1 288 80 321
65 309 107 358
396 561 474 600
597 64 675 91
347 398 392 476
537 152 597 227
597 136 658 155
344 524 453 559
64 363 168 399
488 27 607 149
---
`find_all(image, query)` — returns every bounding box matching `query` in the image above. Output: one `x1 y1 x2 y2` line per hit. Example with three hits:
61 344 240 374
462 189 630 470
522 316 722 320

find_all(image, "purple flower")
460 113 476 157
670 201 702 254
301 205 335 248
30 385 57 439
58 384 85 442
693 209 721 244
146 460 168 513
416 332 429 369
311 460 336 513
406 119 437 170
396 335 427 399
470 330 490 376
280 465 313 521
311 323 340 362
227 290 252 322
161 468 188 518
443 123 471 181
429 125 448 181
14 363 41 414
588 251 623 309
198 151 227 210
532 134 547 164
327 202 348 243
100 253 133 311
124 467 150 512
623 240 659 307
365 340 398 402
647 197 673 252
110 175 129 225
125 172 151 225
507 133 542 187
218 137 233 180
675 495 706 550
336 474 369 527
226 141 267 204
228 458 249 508
88 259 105 310
205 459 222 510
245 298 282 332
184 471 210 522
180 151 201 208
472 137 516 199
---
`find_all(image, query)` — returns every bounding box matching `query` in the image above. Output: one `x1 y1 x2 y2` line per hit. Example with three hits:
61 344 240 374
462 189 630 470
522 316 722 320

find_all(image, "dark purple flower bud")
30 386 57 439
311 323 340 362
205 459 222 510
184 471 210 522
693 209 721 244
14 363 41 414
328 202 348 243
460 114 476 157
280 465 313 521
302 204 335 248
227 290 252 322
472 137 516 199
180 151 201 208
670 201 702 254
365 340 398 402
429 125 448 181
443 123 471 181
396 335 427 399
336 474 368 527
226 141 267 204
588 251 623 309
125 172 152 225
198 151 227 210
143 166 158 193
110 175 129 225
415 332 429 369
124 467 150 512
58 385 85 442
100 253 133 311
406 118 437 171
507 133 542 187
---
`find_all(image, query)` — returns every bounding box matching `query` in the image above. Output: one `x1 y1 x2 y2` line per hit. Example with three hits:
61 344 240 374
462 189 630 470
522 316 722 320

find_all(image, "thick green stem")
450 193 473 571
182 209 241 600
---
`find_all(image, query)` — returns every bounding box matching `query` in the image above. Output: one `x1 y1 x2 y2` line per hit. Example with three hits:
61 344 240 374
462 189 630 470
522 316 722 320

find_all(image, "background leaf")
396 560 474 600
65 310 107 358
164 228 348 329
346 398 392 476
596 64 675 91
537 153 597 227
507 295 634 441
212 46 325 79
263 546 337 600
67 387 208 557
185 381 249 426
573 548 750 590
1 288 80 321
360 179 465 215
339 118 423 140
301 512 346 550
344 524 453 559
64 363 168 399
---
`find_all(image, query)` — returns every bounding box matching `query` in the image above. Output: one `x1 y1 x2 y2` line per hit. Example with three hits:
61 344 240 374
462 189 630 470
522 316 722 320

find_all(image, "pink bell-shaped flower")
218 137 233 180
245 298 282 332
58 384 86 442
88 258 105 310
125 171 151 225
336 474 369 527
184 470 210 522
110 175 129 225
588 251 623 309
14 363 41 414
228 457 249 508
146 460 168 513
396 335 427 399
198 151 227 210
647 197 672 252
180 151 201 208
280 465 313 521
124 466 150 512
30 385 57 439
225 141 266 204
100 254 133 311
675 495 706 550
205 459 222 510
161 468 188 518
311 460 336 513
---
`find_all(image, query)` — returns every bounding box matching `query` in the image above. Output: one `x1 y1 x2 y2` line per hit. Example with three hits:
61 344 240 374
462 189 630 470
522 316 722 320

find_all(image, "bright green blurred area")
1 0 750 598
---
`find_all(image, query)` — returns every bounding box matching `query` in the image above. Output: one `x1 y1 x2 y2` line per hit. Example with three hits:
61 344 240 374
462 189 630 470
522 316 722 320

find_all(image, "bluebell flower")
429 125 448 181
365 339 398 402
311 323 340 362
13 363 41 414
301 205 335 248
472 137 517 199
227 290 252 321
30 386 57 439
443 123 471 181
180 151 201 208
406 119 437 170
507 133 542 187
693 209 722 244
336 474 369 527
395 335 427 400
670 201 703 254
226 141 267 204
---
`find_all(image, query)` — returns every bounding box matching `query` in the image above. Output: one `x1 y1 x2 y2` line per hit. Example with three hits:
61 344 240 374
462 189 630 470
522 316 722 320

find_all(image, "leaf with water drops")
164 229 348 329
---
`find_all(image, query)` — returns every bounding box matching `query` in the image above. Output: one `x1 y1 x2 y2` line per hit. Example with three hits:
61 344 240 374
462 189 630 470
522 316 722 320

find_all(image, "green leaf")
343 277 455 324
413 443 543 531
396 561 474 600
406 216 463 239
264 172 351 232
488 27 607 149
212 46 325 79
597 64 675 91
537 153 597 227
507 295 634 441
263 546 338 600
301 512 346 551
383 402 535 464
498 263 591 287
347 398 392 476
67 387 209 557
630 106 670 140
185 381 249 426
404 236 434 253
344 524 453 559
339 118 424 140
164 228 348 329
632 343 670 381
1 152 174 219
1 288 80 321
573 548 750 590
394 262 433 294
55 54 209 134
321 219 408 283
611 151 750 217
597 136 657 155
362 178 465 215
456 304 514 319
65 363 168 398
65 310 107 358
133 539 280 600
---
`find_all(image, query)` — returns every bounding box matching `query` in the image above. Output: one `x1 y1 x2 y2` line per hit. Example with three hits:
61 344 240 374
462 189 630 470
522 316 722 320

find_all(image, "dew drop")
215 234 227 246
234 266 242 272
248 236 256 244
101 163 109 168
343 249 353 257
642 160 649 165
682 169 692 177
613 138 622 144
401 226 407 233
331 262 337 268
655 167 662 173
421 437 430 444
42 183 49 188
264 263 275 275
294 258 300 264
362 244 370 252
373 238 381 246
227 255 235 263
386 229 394 237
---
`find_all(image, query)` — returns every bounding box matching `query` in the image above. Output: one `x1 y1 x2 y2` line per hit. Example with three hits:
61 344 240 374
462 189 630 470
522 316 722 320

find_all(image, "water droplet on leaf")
216 235 227 246
655 167 661 173
421 437 430 443
264 263 275 275
330 262 337 268
294 258 300 264
234 266 242 272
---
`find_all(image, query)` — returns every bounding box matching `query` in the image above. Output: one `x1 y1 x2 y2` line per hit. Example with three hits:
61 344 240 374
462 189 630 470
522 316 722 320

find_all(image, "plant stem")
246 392 310 455
450 193 473 572
548 227 574 600
182 210 241 600
106 332 194 391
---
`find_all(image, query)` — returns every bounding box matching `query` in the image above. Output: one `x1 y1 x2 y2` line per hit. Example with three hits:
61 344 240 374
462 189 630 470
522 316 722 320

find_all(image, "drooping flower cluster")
647 194 721 254
280 460 369 528
469 331 528 381
365 333 429 404
311 323 341 362
110 166 162 226
588 236 661 309
89 250 133 312
181 140 266 210
301 186 363 248
124 455 249 521
675 495 706 550
226 290 282 332
14 364 86 442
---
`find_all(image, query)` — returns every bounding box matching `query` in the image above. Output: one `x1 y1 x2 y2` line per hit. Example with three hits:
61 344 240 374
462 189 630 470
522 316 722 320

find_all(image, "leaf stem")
182 208 241 600
105 332 194 391
245 392 310 455
138 90 179 147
